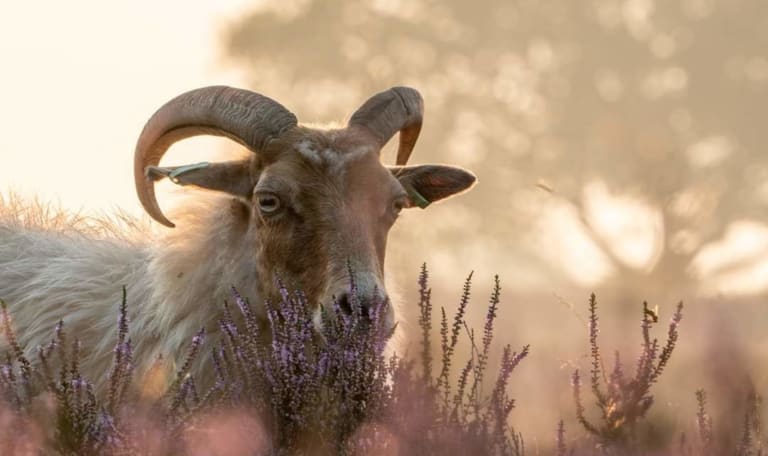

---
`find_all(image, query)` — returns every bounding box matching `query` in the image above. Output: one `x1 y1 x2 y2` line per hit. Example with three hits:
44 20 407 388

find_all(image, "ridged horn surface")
134 86 297 227
348 87 423 166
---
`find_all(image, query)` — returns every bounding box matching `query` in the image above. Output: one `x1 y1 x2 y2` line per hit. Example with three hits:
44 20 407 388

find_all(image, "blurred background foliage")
222 0 768 303
214 0 768 442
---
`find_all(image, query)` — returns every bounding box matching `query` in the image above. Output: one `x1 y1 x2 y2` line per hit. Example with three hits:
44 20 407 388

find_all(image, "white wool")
0 191 404 391
0 193 256 389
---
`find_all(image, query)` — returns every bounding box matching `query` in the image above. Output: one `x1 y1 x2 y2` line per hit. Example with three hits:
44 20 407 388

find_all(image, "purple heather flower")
192 330 205 347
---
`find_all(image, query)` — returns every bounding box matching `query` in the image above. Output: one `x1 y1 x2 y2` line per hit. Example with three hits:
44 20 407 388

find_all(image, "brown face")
143 126 476 333
135 86 477 338
251 129 407 330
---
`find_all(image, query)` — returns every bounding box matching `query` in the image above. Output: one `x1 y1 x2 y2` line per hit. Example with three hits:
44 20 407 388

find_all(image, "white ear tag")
146 162 211 185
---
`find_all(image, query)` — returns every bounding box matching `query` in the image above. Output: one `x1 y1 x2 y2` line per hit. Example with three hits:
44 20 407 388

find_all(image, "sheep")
0 86 477 390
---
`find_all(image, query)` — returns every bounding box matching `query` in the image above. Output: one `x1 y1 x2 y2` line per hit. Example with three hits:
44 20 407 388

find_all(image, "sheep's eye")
256 193 281 214
392 197 407 215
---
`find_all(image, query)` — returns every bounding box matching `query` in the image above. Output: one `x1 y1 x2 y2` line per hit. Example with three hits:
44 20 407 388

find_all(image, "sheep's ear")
146 160 253 199
390 164 477 209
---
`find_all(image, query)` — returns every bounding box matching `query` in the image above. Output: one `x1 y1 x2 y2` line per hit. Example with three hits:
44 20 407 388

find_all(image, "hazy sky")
1 1 766 297
0 0 254 216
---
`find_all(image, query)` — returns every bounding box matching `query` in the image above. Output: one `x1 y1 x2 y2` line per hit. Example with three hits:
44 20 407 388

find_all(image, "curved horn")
134 86 297 227
348 87 423 166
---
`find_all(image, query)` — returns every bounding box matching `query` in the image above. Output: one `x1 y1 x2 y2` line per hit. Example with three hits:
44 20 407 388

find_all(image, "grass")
0 265 764 455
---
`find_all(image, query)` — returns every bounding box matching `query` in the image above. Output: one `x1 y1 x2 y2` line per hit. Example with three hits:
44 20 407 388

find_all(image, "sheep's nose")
336 291 388 322
336 292 354 315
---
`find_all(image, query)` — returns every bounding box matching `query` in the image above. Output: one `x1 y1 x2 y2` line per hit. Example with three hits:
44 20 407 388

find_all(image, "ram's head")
135 86 476 331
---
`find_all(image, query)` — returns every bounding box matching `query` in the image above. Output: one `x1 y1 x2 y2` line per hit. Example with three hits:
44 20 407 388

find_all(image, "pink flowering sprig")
572 296 684 448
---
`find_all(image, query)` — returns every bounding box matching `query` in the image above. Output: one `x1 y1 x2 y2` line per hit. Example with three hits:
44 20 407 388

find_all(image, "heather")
0 266 764 455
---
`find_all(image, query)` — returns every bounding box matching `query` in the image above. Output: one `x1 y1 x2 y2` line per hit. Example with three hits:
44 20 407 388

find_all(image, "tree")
222 0 768 305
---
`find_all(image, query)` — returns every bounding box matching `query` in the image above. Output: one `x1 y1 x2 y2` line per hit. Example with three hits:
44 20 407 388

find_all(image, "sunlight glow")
685 135 735 168
0 0 253 217
536 201 614 287
692 220 768 296
583 180 664 272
